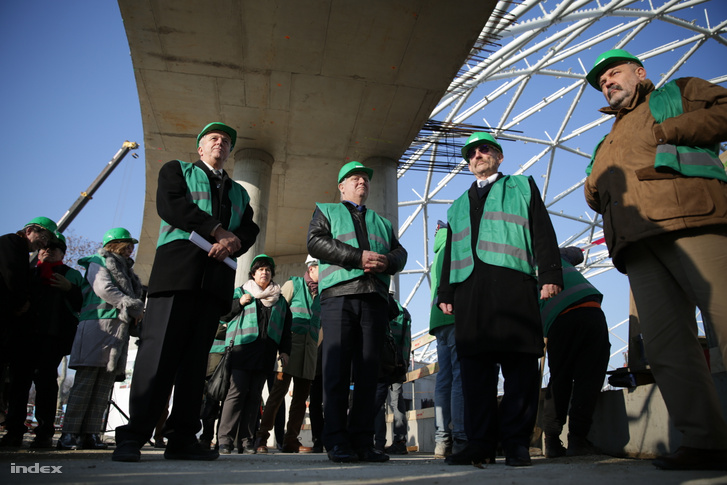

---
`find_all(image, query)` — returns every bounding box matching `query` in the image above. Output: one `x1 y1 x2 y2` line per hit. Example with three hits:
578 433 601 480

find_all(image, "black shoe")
57 433 80 450
544 434 566 458
505 444 532 467
154 438 166 449
243 442 257 454
165 440 220 461
566 435 599 457
357 445 390 462
311 442 324 453
384 440 408 455
29 436 54 449
198 438 212 450
327 444 359 463
218 444 233 455
445 443 495 466
0 432 23 447
81 433 109 450
653 446 727 471
112 440 141 462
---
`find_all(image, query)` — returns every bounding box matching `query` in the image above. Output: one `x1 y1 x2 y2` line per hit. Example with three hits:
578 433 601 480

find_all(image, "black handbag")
206 339 234 401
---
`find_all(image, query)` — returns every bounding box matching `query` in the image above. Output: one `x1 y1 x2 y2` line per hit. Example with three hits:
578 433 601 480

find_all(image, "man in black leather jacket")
307 161 407 463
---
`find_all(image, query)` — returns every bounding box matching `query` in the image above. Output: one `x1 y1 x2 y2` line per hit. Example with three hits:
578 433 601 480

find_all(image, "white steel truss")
398 0 727 368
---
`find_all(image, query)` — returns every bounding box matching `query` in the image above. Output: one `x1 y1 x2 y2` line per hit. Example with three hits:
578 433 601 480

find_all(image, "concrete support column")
232 148 274 287
363 156 400 295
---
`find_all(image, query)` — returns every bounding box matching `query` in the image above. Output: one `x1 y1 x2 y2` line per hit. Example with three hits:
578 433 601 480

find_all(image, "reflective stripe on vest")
209 337 229 354
288 276 321 340
588 81 727 182
650 80 726 182
78 254 119 321
157 161 251 248
447 175 535 284
539 261 603 336
225 287 286 346
316 203 393 292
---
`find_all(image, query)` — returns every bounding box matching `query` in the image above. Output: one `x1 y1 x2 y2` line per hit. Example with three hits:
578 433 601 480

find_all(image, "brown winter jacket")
584 77 727 273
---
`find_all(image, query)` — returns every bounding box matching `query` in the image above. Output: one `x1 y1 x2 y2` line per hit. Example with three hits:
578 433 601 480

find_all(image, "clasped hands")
208 227 242 262
362 250 388 273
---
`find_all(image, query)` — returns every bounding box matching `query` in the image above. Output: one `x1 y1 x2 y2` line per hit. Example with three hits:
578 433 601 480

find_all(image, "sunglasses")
467 144 496 159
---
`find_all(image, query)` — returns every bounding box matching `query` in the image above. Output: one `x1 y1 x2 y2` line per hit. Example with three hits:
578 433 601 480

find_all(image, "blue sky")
0 1 144 244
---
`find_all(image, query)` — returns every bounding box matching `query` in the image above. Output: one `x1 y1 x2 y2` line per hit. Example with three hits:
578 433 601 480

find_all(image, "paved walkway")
2 443 727 485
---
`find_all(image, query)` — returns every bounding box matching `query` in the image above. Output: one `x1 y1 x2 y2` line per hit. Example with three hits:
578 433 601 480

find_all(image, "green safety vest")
288 276 321 340
60 266 84 319
428 227 455 333
78 254 121 321
539 260 603 337
315 203 394 292
157 160 251 248
209 337 229 354
390 300 411 363
586 80 727 182
448 175 535 284
224 287 286 346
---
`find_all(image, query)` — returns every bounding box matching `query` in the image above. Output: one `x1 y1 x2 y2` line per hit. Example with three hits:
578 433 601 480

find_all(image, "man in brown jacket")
585 49 727 471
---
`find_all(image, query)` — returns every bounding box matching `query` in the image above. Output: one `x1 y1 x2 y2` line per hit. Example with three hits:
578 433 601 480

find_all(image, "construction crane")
56 141 139 233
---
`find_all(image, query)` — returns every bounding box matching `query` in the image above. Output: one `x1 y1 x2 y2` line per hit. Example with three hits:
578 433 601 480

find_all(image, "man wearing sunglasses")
437 132 562 467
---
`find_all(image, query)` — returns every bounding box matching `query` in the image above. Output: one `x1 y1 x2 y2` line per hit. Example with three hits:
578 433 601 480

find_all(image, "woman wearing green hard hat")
58 228 144 451
216 254 292 455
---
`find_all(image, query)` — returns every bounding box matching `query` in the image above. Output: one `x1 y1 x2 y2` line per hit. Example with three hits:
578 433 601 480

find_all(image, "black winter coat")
147 160 259 314
438 175 562 357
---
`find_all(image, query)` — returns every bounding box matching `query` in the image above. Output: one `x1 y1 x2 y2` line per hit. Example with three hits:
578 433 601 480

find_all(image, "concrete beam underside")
118 0 499 284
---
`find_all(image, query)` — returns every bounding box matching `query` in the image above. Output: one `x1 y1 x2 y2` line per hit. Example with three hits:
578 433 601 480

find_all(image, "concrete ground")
2 441 727 485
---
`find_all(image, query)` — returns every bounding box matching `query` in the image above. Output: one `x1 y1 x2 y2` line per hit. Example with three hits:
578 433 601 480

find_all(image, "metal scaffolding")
397 0 727 368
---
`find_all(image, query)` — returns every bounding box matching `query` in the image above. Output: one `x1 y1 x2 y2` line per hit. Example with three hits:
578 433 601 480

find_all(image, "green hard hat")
586 49 643 90
24 216 58 233
197 122 237 150
461 132 503 161
337 161 374 184
250 253 275 271
51 231 67 252
103 227 138 246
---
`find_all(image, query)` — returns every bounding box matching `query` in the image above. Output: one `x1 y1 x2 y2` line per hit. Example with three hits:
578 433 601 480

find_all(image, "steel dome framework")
397 0 727 368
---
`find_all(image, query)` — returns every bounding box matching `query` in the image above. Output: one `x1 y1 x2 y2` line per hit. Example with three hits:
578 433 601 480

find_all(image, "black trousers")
116 292 219 446
543 306 610 438
459 352 540 456
308 371 324 448
4 338 64 439
320 293 387 450
264 370 286 446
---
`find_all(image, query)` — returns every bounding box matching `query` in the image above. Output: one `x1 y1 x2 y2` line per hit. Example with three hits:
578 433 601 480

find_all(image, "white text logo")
10 463 63 474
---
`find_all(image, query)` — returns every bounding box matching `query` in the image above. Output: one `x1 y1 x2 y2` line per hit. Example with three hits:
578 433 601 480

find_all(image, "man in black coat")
438 132 562 467
307 161 407 463
113 122 259 462
0 217 57 448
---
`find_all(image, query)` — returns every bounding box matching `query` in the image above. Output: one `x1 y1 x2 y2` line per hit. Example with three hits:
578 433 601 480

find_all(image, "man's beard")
607 85 629 109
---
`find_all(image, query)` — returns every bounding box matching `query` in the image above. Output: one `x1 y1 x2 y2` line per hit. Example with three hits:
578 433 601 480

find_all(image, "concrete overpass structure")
119 0 498 284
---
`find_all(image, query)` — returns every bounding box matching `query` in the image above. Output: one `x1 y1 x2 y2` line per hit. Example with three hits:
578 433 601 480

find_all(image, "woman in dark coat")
216 254 291 454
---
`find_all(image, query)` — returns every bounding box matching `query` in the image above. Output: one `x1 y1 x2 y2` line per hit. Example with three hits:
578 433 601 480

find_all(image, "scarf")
242 279 281 308
37 260 63 285
99 248 143 300
98 248 144 374
304 269 318 297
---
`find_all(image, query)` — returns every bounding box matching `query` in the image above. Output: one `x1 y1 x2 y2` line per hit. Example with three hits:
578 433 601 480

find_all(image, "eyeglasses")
32 227 51 241
467 144 496 159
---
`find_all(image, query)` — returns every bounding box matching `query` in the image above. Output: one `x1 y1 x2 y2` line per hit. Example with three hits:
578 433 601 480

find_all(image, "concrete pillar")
232 148 274 287
363 156 401 296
